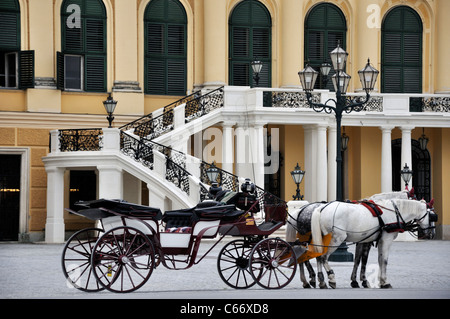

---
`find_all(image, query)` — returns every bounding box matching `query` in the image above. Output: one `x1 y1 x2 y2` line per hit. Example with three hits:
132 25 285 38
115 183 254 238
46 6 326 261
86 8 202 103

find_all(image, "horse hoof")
351 281 360 288
329 282 336 289
380 284 392 289
303 284 311 289
362 281 370 288
319 283 328 289
310 281 316 288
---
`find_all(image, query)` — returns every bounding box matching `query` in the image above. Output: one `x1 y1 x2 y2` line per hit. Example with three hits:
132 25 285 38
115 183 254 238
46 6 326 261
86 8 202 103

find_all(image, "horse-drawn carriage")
61 180 299 293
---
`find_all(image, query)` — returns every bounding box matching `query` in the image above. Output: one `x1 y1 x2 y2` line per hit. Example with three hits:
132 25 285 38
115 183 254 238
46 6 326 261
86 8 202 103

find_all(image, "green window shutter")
229 0 271 87
0 0 20 51
56 51 65 90
60 0 106 92
305 3 347 91
382 6 422 93
18 50 34 89
144 0 187 95
84 55 105 92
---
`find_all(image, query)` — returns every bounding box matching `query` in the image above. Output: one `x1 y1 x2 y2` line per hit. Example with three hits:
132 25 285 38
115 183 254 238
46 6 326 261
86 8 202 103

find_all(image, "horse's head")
416 199 438 239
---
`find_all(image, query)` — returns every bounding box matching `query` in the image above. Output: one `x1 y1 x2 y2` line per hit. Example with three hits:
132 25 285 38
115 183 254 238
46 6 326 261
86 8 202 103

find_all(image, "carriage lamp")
206 162 220 184
103 92 118 128
251 60 263 86
400 164 413 190
290 163 305 200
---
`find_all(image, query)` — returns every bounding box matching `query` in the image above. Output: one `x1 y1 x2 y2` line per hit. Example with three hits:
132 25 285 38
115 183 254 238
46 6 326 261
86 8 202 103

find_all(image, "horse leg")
298 263 311 288
351 243 363 288
320 256 336 289
377 235 395 288
315 256 327 289
305 260 316 288
360 243 372 288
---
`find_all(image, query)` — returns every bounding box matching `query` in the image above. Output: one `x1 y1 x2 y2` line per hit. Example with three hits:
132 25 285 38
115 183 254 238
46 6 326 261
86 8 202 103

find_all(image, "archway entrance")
392 139 431 202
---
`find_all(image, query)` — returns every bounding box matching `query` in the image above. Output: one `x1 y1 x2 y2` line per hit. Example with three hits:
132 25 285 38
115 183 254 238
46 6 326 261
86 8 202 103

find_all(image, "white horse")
286 191 409 288
310 198 435 288
351 191 409 288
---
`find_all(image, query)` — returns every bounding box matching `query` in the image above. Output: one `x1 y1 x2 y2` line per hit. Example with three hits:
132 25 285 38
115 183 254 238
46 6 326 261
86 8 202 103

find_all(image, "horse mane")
386 198 426 220
367 191 408 201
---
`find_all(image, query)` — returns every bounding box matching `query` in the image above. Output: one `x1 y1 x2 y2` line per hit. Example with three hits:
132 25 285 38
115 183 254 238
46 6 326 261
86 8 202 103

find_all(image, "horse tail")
311 207 323 253
285 209 299 242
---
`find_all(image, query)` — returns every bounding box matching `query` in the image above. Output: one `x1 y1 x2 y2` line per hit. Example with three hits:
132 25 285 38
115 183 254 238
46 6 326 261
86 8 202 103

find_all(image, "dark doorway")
0 155 21 241
69 170 97 210
392 139 431 202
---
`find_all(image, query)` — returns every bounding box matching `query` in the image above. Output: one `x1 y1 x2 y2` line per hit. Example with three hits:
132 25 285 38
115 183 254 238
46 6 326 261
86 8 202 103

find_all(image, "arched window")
144 0 187 96
0 0 34 89
229 0 271 87
58 0 107 92
304 3 346 90
382 6 422 93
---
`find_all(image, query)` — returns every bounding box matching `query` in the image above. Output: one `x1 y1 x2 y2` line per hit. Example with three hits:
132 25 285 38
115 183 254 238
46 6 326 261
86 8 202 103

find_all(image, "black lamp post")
103 93 117 128
251 60 263 87
400 163 413 190
299 44 379 201
290 163 305 200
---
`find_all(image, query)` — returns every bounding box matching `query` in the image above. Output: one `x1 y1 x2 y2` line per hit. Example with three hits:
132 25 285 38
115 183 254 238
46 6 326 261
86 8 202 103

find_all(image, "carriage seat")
162 208 197 232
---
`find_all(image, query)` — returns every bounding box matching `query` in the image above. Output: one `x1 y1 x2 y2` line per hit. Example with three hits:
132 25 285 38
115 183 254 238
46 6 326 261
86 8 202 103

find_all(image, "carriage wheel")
249 238 297 289
217 239 261 289
91 226 155 293
61 228 105 292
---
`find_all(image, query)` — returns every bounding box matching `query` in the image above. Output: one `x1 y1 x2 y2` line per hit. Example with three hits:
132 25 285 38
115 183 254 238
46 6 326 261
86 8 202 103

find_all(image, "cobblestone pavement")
1 239 449 299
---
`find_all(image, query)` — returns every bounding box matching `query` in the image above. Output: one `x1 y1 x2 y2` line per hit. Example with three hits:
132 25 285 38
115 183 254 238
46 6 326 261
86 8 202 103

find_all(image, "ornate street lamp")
400 163 413 190
103 93 117 128
206 162 220 184
251 60 263 86
290 163 305 200
298 43 379 201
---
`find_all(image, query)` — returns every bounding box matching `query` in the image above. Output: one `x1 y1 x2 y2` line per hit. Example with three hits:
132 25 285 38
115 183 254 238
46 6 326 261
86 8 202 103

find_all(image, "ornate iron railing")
185 87 224 123
263 91 320 108
58 129 103 152
166 158 190 195
120 87 224 138
120 132 154 170
410 96 450 112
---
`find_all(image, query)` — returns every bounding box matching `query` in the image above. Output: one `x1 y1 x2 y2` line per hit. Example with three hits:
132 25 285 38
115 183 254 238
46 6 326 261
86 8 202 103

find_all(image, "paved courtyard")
1 238 449 300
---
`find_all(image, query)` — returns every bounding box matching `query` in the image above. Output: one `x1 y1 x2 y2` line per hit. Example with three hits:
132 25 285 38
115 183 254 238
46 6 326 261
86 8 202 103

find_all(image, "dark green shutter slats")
382 6 422 93
60 0 106 92
56 51 65 90
0 0 20 51
85 55 106 92
145 0 187 95
229 0 271 87
305 3 346 91
18 50 35 89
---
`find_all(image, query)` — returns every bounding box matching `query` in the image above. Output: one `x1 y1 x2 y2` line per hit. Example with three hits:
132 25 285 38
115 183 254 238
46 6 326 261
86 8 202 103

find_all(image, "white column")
235 126 251 180
250 124 265 189
400 126 414 190
45 166 65 243
316 125 328 202
303 125 317 201
380 126 395 193
327 125 337 201
221 122 234 173
98 165 123 200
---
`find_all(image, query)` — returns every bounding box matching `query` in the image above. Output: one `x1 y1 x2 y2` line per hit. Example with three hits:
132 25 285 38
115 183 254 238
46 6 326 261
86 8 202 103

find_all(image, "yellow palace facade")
0 0 449 242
